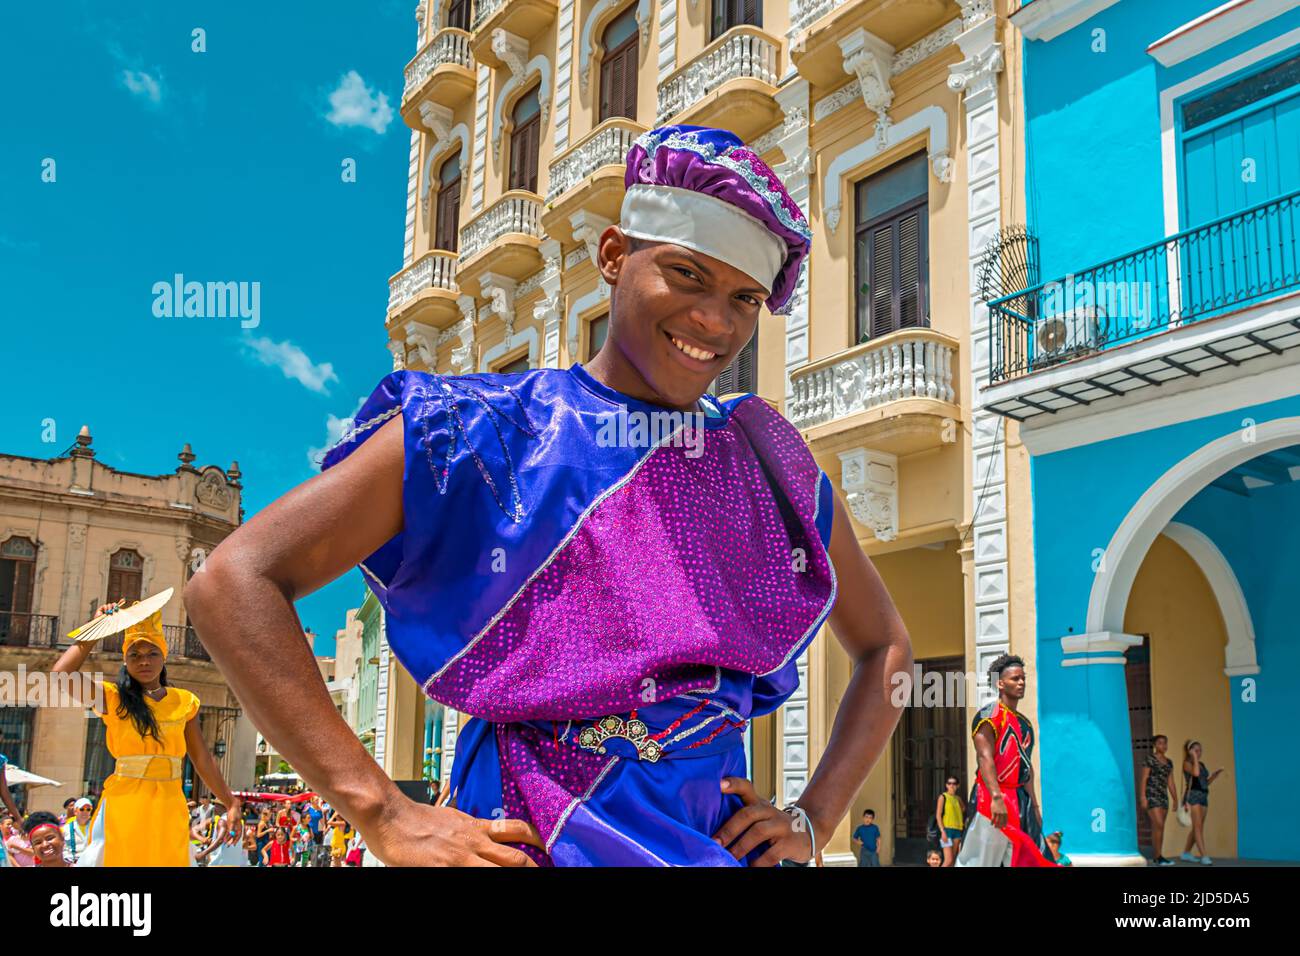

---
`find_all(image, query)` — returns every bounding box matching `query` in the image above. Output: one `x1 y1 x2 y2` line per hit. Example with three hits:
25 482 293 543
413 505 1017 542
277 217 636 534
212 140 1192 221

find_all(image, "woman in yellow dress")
53 601 239 866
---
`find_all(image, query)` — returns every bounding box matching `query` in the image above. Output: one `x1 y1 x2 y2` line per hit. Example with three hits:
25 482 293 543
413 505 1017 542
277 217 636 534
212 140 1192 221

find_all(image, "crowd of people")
0 789 369 868
187 793 368 868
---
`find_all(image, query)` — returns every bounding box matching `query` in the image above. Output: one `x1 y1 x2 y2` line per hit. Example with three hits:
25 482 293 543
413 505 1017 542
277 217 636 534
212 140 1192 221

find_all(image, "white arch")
1162 522 1259 676
822 104 952 233
492 54 553 162
1087 416 1300 637
419 123 472 216
565 282 607 357
479 326 539 371
579 0 651 96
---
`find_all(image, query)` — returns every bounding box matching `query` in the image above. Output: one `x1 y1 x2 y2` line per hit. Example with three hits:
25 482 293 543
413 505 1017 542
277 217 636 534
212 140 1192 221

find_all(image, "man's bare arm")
795 493 913 848
185 415 542 866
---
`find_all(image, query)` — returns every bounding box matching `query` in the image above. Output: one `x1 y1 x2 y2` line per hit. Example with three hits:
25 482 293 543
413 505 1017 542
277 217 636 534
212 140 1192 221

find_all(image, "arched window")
0 536 37 645
107 548 144 605
508 85 542 194
711 0 760 42
445 0 471 31
599 6 639 123
434 152 462 252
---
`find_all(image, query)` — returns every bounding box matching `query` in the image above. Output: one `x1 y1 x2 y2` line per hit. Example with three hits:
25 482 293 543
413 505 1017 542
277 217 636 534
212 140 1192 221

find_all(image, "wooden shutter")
741 0 761 28
898 209 925 328
618 42 638 119
862 200 928 339
435 176 460 251
447 0 469 31
869 224 895 338
715 324 758 395
510 115 540 192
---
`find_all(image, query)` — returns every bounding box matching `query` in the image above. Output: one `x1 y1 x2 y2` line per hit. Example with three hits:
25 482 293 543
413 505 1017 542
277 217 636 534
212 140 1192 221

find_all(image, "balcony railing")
389 251 459 313
791 0 843 34
988 190 1300 383
657 26 779 124
472 0 506 30
546 119 643 203
0 612 62 648
459 191 542 263
789 329 956 431
101 624 211 662
403 28 473 104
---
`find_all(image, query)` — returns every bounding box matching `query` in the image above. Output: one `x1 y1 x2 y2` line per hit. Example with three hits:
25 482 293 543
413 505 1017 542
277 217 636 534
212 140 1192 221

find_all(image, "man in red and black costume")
957 654 1056 867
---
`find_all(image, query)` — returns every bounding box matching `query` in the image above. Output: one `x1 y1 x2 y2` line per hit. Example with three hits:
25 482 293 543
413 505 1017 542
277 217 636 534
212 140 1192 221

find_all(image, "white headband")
619 184 784 295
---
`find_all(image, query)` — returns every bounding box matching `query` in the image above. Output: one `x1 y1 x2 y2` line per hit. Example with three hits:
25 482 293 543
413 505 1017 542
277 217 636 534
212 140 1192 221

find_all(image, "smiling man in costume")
187 125 913 866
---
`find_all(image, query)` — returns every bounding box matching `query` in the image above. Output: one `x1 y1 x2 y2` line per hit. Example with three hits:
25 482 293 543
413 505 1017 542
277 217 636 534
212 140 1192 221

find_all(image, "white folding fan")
67 587 175 644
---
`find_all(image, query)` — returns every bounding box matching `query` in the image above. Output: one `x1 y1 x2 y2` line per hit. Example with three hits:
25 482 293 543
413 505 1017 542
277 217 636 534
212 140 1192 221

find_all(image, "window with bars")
1 706 36 813
508 86 542 194
714 324 758 395
445 0 471 31
107 549 144 606
711 0 761 41
854 153 929 342
434 153 461 252
599 7 639 122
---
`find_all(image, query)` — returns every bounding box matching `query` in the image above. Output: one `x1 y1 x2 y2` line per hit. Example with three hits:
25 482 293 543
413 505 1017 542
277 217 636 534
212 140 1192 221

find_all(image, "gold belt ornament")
114 754 183 780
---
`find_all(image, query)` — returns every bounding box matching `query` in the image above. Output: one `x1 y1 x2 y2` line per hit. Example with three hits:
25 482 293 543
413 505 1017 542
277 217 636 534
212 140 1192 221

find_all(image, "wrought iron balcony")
402 28 474 107
789 328 959 453
0 612 61 648
388 251 459 314
656 26 780 137
988 190 1300 385
101 624 211 661
459 190 543 265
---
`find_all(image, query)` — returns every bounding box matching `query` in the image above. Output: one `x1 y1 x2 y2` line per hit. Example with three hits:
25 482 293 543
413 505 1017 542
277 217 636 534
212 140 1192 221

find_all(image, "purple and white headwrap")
621 125 811 315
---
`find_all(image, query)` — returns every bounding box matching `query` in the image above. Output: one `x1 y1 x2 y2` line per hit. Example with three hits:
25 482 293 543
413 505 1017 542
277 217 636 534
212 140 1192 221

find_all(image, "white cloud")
306 398 368 468
122 69 162 104
241 335 339 395
324 70 393 134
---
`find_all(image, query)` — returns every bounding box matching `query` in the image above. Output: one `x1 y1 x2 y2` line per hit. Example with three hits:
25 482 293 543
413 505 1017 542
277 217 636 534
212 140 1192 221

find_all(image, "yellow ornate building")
0 427 256 813
382 0 1034 864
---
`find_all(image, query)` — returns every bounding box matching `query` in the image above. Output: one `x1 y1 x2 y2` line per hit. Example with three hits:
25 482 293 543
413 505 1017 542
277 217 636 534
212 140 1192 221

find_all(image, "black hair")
115 662 169 743
62 797 76 808
1153 734 1168 745
988 654 1025 680
863 808 875 817
24 810 61 836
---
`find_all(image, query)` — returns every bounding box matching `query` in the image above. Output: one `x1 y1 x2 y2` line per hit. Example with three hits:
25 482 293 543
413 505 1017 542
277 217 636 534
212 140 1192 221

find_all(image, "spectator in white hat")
62 798 94 863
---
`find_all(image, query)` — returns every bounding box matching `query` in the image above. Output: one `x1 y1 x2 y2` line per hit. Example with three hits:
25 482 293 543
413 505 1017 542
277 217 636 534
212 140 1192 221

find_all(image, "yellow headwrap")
122 610 168 660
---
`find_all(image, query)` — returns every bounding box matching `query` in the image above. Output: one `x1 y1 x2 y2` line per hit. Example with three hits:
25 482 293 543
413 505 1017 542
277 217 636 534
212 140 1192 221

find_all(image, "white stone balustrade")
403 29 473 103
788 330 957 431
459 191 543 263
388 251 459 313
657 26 779 124
472 0 508 30
790 0 843 35
546 119 644 202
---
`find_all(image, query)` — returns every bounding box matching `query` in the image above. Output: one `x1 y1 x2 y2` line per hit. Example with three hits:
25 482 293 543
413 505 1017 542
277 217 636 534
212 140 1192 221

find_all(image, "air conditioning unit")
1035 305 1107 366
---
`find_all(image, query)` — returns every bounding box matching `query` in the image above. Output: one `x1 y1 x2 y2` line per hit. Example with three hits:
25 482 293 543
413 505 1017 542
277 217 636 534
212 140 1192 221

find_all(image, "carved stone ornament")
195 469 232 509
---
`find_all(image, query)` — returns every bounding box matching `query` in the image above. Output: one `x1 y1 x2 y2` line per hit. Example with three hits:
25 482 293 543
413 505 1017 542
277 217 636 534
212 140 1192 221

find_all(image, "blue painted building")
983 0 1300 864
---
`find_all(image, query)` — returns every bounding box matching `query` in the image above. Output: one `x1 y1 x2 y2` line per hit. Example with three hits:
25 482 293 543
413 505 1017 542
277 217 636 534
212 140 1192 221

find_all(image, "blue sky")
1 1 418 656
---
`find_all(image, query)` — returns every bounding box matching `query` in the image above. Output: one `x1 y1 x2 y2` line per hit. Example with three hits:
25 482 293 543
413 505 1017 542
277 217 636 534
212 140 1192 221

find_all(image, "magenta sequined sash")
434 397 836 857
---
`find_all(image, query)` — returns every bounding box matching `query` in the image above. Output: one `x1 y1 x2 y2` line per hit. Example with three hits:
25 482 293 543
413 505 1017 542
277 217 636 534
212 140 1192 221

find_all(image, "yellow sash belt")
114 754 183 780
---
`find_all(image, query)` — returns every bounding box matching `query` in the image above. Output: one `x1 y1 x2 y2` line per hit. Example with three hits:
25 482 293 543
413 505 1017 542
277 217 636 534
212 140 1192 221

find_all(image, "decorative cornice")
947 17 1004 99
840 28 895 147
813 18 963 123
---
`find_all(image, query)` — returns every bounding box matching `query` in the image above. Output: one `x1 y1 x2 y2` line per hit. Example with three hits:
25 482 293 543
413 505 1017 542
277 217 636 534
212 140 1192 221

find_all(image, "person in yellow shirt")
52 600 239 866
